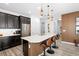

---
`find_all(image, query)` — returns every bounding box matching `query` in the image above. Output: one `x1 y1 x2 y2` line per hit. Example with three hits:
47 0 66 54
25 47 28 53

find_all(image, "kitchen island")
21 33 56 56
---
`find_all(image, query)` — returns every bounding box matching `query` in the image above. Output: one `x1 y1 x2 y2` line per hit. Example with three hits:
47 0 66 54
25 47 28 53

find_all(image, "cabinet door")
0 12 6 28
2 37 10 49
20 17 26 24
20 16 31 24
7 14 14 29
8 36 16 47
0 36 21 51
23 40 28 56
13 16 19 29
15 36 21 45
26 18 30 24
8 36 21 47
0 39 2 51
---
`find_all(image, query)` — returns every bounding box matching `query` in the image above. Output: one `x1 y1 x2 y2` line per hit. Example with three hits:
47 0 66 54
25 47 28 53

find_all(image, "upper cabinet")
13 15 20 29
0 12 6 28
0 12 31 29
6 14 14 29
0 12 20 29
19 16 31 24
6 14 20 29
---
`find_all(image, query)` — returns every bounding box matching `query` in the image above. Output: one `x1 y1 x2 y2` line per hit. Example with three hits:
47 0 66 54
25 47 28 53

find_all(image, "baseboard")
61 41 79 46
61 41 74 45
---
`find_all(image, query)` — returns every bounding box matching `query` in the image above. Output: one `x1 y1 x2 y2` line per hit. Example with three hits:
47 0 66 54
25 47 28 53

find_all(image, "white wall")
49 21 54 33
31 16 41 35
0 8 19 16
0 8 30 17
40 17 55 34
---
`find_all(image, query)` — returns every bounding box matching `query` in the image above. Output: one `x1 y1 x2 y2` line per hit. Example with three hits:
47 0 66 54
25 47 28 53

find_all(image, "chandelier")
40 4 53 32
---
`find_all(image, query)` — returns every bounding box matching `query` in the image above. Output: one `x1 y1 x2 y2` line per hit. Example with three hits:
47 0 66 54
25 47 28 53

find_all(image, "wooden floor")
40 40 79 56
0 45 23 56
0 40 79 56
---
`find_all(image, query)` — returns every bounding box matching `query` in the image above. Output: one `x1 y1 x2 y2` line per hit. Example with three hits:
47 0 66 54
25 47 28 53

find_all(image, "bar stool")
40 37 55 55
46 37 55 54
52 34 60 49
40 40 47 56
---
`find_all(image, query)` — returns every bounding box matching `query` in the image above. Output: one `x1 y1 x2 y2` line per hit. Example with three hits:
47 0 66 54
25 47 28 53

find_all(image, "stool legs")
74 40 78 47
47 45 54 54
52 40 58 49
42 47 46 56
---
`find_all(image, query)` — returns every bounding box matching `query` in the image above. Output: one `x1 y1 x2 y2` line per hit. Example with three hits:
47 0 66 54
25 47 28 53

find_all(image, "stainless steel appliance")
21 24 30 37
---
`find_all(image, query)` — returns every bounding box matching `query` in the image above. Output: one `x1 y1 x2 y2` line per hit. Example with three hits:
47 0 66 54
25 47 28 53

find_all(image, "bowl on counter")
0 33 3 36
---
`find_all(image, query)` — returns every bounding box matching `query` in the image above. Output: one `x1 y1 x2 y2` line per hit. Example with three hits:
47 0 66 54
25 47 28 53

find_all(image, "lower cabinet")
23 40 28 56
2 37 11 49
0 35 21 51
0 39 3 51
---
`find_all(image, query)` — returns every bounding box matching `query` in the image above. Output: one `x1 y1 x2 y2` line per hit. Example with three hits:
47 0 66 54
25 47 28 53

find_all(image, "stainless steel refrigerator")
21 24 30 37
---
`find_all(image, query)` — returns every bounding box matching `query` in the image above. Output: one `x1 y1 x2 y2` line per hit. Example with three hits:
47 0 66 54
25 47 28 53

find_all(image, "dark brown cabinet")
0 12 6 28
0 35 21 51
0 12 20 29
11 36 21 46
2 37 10 49
0 39 3 51
19 16 30 24
20 16 26 24
7 14 14 28
13 16 20 29
23 40 28 56
6 14 20 29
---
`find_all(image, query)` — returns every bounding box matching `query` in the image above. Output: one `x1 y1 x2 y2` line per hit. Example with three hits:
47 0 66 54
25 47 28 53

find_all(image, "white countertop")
21 33 56 43
0 34 21 37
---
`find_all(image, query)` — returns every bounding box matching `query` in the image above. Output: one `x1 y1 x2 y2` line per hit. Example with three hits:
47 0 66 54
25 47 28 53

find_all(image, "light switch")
63 29 66 32
29 44 30 48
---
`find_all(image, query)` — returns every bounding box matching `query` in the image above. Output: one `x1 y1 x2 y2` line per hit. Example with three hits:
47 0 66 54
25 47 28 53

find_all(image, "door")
22 24 30 37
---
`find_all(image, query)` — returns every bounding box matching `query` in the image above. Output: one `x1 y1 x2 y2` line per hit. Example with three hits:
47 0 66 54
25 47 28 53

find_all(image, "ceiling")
0 3 79 19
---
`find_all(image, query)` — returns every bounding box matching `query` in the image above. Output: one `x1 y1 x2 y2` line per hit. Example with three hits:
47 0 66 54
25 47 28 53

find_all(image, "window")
76 17 79 34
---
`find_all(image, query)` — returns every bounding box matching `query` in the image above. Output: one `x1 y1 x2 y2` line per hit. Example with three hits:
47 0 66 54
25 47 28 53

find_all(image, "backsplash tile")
0 29 20 36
